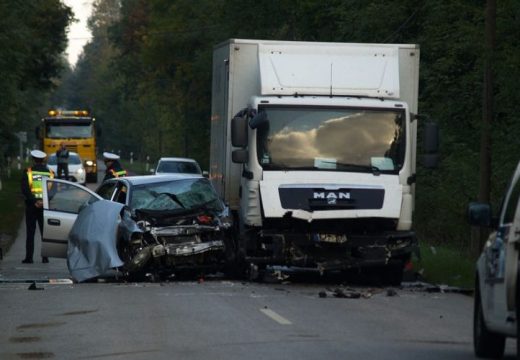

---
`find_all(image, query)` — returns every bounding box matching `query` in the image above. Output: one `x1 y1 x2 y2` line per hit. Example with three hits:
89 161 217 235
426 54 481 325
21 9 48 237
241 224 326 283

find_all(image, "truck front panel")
259 172 403 220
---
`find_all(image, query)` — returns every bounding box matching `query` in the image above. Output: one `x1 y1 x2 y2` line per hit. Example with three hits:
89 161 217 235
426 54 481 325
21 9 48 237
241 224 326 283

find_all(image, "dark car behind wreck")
41 175 234 282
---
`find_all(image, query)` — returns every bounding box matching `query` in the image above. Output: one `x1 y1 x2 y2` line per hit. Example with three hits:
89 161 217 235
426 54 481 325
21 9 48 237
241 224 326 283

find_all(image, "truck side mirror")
467 202 492 227
232 149 248 163
422 122 439 169
231 116 248 148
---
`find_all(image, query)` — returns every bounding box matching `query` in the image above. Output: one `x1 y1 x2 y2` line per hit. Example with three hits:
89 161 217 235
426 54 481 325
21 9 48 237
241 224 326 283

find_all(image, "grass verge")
0 168 25 255
412 242 475 289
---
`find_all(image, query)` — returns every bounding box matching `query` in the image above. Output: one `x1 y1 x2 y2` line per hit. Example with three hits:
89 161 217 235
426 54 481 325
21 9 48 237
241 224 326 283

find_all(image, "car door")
486 166 520 324
41 178 102 258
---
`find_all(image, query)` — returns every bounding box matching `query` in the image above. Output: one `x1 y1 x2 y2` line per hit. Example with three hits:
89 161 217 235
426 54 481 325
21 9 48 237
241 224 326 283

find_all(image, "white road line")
260 308 292 325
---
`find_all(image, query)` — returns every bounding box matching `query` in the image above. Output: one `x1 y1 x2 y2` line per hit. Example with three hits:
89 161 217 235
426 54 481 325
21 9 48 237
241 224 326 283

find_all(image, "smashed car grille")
150 240 224 257
159 235 199 244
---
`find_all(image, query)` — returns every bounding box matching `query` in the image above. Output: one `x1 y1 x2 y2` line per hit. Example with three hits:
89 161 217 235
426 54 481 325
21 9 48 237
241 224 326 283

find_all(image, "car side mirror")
467 202 492 227
202 170 209 178
149 168 155 174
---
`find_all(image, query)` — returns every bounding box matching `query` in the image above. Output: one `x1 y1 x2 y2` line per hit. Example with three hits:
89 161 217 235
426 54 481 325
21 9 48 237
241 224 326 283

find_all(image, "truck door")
41 178 102 258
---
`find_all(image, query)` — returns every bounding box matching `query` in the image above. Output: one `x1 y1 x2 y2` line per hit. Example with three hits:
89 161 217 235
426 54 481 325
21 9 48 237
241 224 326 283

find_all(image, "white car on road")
153 157 203 176
47 151 86 185
469 160 520 358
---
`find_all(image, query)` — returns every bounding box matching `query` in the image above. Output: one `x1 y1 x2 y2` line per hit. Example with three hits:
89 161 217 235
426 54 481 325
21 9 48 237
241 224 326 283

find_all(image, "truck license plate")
318 234 347 243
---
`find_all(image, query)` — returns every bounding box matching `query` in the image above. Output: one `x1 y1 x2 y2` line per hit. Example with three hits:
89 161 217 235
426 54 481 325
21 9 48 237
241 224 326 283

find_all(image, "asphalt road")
2 217 516 359
0 165 517 359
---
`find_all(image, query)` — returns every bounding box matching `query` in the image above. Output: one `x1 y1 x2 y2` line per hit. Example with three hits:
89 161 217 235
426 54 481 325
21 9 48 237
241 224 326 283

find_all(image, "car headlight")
85 160 94 166
77 168 85 174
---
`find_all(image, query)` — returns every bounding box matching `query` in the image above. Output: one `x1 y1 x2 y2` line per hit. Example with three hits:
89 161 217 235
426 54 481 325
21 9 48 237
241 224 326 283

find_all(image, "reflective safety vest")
27 168 54 199
110 169 127 178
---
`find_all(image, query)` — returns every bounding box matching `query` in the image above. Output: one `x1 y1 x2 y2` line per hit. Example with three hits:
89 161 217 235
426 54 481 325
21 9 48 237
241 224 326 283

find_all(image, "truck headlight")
85 160 94 166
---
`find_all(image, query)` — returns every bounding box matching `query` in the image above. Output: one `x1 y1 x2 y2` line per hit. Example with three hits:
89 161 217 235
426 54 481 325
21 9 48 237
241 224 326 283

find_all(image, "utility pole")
474 0 496 254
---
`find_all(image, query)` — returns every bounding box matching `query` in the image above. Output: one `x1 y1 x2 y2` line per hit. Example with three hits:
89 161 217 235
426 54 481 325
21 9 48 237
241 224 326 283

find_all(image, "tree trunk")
473 0 496 255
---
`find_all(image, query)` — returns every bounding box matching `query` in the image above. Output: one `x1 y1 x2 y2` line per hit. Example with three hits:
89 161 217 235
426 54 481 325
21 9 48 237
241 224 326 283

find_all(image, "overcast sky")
64 0 94 67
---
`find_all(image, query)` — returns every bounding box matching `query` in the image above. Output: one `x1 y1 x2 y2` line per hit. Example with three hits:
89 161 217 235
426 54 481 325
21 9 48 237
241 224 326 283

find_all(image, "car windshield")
130 178 223 212
156 160 201 174
47 154 82 165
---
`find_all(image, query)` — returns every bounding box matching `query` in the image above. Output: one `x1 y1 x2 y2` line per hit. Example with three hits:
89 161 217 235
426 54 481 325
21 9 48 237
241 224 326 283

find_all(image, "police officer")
102 152 127 182
21 150 54 264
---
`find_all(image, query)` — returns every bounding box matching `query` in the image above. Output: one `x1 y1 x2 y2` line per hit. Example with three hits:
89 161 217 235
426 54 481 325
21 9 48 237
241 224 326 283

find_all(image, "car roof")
112 173 205 186
48 151 81 158
157 157 198 163
49 151 80 157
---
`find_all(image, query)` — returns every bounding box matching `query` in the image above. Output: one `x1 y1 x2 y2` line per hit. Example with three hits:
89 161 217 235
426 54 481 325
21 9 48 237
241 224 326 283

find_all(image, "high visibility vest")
110 169 127 178
27 168 54 199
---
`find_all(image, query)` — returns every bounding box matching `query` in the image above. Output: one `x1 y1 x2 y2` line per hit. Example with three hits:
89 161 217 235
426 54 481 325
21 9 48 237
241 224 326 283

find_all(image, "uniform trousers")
25 205 43 261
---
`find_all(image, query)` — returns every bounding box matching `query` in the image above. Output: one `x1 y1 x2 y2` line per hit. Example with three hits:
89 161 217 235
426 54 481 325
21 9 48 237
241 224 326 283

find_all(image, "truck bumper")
243 230 417 271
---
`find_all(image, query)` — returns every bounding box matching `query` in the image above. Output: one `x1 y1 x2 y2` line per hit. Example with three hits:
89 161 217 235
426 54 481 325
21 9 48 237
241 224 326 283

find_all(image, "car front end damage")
119 207 233 276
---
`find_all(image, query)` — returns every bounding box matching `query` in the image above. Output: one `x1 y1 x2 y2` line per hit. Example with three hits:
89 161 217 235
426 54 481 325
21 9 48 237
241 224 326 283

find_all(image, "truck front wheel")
382 261 404 286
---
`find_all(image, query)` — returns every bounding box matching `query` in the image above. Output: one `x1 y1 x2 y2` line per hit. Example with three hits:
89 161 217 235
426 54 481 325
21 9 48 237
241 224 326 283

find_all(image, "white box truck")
210 39 438 284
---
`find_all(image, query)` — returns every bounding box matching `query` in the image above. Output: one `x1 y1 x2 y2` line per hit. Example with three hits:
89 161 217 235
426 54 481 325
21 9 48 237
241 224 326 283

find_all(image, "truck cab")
210 39 438 283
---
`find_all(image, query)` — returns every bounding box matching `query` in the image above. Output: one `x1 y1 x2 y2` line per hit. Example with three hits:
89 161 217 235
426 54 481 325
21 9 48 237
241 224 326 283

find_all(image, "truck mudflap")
242 230 417 272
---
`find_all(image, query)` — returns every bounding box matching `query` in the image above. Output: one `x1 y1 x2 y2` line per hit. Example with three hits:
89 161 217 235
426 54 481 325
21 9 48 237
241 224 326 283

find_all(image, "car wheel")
474 278 505 358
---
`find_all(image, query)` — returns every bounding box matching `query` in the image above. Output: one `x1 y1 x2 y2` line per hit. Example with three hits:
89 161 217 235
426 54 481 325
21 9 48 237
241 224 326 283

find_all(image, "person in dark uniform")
55 142 69 180
21 150 54 264
102 152 127 182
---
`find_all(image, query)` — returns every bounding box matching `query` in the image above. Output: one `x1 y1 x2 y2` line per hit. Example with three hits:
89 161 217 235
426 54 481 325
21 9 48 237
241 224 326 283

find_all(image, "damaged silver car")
41 175 233 282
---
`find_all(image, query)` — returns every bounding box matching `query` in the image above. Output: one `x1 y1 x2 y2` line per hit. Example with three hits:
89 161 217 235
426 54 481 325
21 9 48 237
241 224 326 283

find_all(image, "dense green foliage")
0 1 73 164
38 0 520 248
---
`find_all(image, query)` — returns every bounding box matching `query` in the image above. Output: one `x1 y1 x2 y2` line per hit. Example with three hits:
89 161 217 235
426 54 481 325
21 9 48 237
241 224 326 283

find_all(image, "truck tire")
474 279 505 358
383 261 404 286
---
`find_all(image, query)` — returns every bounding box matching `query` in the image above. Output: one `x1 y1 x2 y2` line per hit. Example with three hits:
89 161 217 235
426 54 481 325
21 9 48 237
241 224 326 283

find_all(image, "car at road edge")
468 160 520 358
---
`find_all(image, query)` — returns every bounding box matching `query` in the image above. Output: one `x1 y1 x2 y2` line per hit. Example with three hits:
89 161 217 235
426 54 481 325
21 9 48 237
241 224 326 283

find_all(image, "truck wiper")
321 161 381 175
285 166 319 170
263 164 317 170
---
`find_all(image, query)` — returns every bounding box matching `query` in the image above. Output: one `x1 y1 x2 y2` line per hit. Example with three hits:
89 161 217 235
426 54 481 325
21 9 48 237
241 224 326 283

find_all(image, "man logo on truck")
313 191 351 205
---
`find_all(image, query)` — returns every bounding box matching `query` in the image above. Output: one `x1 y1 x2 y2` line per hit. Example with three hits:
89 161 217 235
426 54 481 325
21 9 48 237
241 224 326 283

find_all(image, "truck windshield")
45 122 93 139
255 106 406 173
